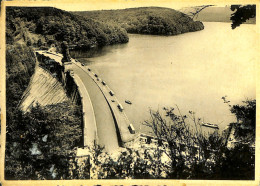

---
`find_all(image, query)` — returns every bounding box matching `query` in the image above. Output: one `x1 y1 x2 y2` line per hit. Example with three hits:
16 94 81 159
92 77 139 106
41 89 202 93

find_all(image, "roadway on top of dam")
36 50 135 153
72 63 120 152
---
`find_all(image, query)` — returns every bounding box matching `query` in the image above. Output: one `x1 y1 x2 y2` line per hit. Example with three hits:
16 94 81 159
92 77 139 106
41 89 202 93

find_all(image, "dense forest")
6 7 129 49
73 7 204 36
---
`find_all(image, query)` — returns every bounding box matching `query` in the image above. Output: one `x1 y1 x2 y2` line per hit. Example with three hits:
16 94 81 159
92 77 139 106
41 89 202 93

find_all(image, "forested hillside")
6 7 129 49
5 7 88 179
5 6 129 109
73 7 204 36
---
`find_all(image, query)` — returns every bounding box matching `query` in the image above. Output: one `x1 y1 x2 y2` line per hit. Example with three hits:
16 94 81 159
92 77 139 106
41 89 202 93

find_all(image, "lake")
71 22 256 133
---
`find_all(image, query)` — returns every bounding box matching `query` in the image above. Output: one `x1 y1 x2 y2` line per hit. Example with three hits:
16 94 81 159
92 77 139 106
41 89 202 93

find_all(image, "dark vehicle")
117 104 124 111
81 63 85 66
128 124 136 134
125 100 132 104
88 68 91 71
109 90 115 96
94 74 98 78
102 81 106 85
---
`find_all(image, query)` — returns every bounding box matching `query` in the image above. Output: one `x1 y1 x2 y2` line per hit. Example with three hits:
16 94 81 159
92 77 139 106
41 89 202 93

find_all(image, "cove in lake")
71 22 256 133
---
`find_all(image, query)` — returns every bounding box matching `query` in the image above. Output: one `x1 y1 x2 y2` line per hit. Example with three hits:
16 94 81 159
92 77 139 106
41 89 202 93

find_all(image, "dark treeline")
6 7 129 49
73 7 204 36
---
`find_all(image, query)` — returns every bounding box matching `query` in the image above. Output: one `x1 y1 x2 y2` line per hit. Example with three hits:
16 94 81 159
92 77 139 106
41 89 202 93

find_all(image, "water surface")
72 22 256 133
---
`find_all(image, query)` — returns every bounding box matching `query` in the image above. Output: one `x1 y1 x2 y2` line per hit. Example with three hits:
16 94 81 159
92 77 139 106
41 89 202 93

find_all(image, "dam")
35 50 136 153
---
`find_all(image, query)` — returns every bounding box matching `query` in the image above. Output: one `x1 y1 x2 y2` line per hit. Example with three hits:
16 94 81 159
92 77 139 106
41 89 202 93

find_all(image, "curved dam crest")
28 50 136 154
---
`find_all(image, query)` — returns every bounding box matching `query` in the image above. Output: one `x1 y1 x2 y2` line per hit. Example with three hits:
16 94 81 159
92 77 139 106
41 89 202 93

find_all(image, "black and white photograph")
0 0 258 185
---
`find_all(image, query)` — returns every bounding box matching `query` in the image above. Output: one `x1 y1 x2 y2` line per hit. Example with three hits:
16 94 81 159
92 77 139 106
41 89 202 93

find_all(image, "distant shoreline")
197 20 256 24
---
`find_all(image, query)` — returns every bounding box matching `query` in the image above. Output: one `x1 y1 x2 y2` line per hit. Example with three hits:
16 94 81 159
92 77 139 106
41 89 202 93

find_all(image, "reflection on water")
70 43 128 64
71 22 256 134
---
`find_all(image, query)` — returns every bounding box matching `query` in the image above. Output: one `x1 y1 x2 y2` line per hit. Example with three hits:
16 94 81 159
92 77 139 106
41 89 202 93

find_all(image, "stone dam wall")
19 66 68 112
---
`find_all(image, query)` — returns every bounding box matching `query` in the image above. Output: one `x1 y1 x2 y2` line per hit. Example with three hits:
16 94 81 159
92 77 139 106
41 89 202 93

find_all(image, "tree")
230 99 256 130
180 5 214 20
230 5 256 29
222 96 256 139
143 106 226 179
143 100 255 180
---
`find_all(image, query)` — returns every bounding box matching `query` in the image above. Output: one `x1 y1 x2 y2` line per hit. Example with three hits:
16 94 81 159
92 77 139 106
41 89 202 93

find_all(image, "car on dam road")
101 81 106 85
109 90 115 96
88 68 91 71
128 123 135 134
94 74 98 78
117 104 124 112
81 63 85 66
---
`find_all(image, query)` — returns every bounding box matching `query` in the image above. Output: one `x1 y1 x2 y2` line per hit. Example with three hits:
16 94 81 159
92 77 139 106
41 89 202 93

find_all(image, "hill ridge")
72 7 204 36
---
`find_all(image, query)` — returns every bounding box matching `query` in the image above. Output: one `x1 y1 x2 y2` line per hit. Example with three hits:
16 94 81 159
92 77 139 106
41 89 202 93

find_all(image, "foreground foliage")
143 105 255 179
5 102 82 179
223 97 256 141
231 5 256 29
5 98 255 180
71 100 255 180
